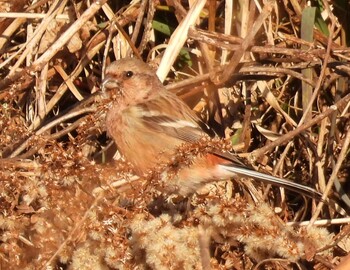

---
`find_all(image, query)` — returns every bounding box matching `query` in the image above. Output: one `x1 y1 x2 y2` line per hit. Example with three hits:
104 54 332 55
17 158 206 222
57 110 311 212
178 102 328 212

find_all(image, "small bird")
103 58 321 198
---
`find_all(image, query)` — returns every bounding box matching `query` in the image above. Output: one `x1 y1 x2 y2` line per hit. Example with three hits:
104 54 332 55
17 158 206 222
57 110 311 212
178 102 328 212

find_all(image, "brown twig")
0 0 106 92
308 124 350 227
212 0 275 85
250 93 350 160
9 107 98 158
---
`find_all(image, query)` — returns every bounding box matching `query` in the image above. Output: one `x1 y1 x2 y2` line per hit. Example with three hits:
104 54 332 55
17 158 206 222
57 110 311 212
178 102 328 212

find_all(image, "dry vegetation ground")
0 0 350 269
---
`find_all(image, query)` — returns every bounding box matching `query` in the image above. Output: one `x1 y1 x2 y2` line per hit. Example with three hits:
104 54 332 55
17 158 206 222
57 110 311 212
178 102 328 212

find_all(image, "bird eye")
125 71 134 78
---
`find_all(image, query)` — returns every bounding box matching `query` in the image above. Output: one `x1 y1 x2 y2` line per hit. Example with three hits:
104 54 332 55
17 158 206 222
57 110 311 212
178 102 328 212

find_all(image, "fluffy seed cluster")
129 214 201 269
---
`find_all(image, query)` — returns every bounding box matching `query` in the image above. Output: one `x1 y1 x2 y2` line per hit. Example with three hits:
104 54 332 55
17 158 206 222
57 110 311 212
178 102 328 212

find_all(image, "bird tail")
218 164 322 199
218 164 349 215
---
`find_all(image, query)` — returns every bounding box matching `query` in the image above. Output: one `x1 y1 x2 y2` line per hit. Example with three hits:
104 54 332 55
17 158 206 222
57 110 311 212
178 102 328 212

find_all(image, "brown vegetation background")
0 0 350 269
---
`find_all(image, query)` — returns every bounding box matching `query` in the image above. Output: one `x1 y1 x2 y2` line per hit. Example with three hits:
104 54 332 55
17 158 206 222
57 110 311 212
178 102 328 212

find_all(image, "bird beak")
102 75 119 92
101 75 121 99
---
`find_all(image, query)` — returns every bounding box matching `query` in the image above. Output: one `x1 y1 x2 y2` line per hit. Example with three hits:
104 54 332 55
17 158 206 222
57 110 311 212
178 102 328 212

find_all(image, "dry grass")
0 0 350 269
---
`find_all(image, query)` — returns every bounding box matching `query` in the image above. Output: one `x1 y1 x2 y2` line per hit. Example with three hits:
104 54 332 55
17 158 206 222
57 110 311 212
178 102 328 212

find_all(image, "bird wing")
133 91 210 143
132 92 252 168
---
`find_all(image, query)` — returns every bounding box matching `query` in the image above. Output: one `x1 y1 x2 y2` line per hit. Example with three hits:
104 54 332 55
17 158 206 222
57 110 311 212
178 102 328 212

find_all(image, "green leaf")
230 129 242 146
301 7 316 43
152 20 175 36
301 7 316 122
178 49 192 67
315 7 329 36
